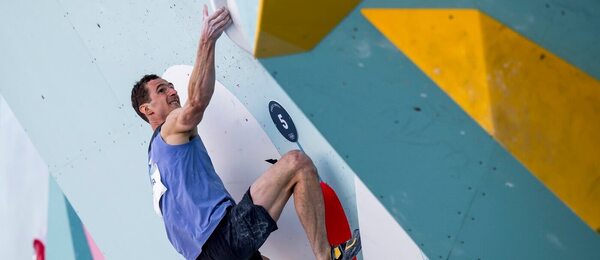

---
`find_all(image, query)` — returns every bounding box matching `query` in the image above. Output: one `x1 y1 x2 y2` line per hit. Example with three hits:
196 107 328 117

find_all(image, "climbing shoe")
331 229 361 260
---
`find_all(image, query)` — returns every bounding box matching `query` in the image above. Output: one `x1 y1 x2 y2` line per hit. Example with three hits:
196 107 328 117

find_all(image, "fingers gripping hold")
212 14 232 32
201 5 231 42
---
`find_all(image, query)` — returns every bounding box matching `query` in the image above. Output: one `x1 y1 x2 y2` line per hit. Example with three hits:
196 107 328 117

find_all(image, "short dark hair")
131 74 160 123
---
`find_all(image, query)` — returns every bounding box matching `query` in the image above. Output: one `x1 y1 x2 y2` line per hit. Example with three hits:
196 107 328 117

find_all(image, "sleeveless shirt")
148 127 234 259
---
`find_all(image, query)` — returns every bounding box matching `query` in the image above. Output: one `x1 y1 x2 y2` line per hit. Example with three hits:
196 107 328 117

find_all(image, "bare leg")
250 150 330 260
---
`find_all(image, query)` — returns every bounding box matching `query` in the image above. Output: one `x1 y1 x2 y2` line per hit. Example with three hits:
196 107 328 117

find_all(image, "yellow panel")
254 0 361 58
363 9 600 231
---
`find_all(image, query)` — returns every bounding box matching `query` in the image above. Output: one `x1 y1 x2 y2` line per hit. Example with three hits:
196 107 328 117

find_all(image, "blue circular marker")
268 101 298 142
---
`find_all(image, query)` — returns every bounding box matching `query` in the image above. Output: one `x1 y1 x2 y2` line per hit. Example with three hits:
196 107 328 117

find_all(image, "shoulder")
162 108 183 129
161 109 197 144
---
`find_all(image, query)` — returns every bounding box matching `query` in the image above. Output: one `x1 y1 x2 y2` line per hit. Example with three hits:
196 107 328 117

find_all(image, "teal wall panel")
65 198 93 260
47 177 94 260
259 0 600 259
358 0 600 80
47 179 76 260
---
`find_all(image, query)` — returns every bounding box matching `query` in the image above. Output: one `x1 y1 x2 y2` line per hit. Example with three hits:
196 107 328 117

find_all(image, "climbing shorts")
197 188 278 260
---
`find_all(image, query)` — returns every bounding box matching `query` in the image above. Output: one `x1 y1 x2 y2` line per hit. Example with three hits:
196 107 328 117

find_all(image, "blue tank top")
148 127 234 260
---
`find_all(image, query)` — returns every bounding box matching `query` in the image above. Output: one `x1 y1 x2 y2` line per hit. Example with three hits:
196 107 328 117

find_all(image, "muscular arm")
178 36 216 129
172 6 231 133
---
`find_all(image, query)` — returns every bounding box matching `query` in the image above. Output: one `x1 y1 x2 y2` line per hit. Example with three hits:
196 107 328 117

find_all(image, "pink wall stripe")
83 227 104 260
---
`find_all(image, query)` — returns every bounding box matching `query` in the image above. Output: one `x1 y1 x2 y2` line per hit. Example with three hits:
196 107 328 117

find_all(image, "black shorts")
197 188 278 260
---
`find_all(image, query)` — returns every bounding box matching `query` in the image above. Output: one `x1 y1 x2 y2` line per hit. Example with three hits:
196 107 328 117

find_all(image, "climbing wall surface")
47 178 93 260
258 0 600 259
2 0 600 259
0 95 49 260
1 94 101 260
0 0 361 259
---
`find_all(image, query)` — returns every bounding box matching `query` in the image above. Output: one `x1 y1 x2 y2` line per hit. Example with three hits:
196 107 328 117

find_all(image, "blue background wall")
259 0 600 259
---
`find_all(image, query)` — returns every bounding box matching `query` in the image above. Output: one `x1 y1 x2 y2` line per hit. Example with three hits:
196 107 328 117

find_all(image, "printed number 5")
278 114 289 129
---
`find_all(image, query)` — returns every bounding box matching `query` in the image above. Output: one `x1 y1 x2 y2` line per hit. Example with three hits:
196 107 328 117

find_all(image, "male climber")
130 5 361 260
